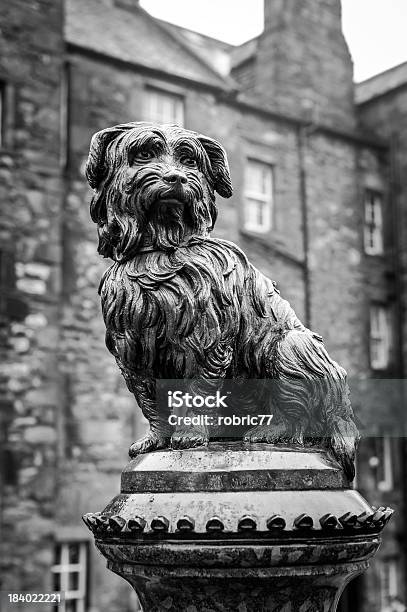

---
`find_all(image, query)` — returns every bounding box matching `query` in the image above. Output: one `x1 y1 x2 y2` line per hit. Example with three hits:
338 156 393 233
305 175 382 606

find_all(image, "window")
244 160 273 233
380 559 398 610
376 436 394 492
52 541 88 612
370 436 394 492
0 82 4 148
144 88 184 126
364 189 383 255
370 305 391 370
0 81 8 147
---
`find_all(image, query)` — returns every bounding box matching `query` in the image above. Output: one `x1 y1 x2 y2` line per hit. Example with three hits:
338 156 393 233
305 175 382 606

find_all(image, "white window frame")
369 305 391 370
244 159 274 233
364 189 383 255
380 559 398 610
0 82 4 148
51 541 88 612
376 436 394 492
144 87 184 126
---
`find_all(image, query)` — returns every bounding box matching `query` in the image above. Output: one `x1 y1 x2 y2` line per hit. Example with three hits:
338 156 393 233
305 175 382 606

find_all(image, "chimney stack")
114 0 140 11
254 0 355 130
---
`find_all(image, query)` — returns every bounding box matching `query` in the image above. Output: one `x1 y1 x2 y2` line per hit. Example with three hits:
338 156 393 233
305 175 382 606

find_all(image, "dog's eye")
180 155 197 168
134 149 155 162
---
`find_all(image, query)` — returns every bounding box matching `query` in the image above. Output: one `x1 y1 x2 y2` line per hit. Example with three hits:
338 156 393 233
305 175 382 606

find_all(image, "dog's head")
85 122 233 260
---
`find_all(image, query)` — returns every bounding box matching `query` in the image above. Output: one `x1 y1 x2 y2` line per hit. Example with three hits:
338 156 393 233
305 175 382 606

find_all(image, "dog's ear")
197 135 233 199
86 121 154 194
85 125 128 191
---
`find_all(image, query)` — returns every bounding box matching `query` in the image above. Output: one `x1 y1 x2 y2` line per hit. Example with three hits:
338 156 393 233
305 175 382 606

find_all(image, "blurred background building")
0 0 406 610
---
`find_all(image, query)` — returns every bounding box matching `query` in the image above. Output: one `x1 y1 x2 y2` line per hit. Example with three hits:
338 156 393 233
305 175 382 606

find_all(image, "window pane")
377 436 394 492
380 560 398 608
248 163 263 193
370 306 391 369
51 541 88 612
245 199 261 227
364 189 383 254
371 308 379 335
257 201 265 226
68 572 80 591
244 160 273 232
0 83 4 148
365 201 372 222
53 573 61 592
260 166 272 195
145 89 184 126
54 544 62 565
65 600 77 612
68 544 80 564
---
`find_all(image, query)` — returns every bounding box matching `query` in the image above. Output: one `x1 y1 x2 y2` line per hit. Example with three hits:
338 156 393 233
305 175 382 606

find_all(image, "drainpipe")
389 132 407 600
297 125 311 328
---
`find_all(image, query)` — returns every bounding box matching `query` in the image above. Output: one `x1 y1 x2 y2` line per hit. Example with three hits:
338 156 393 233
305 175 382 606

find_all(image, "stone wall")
0 0 65 596
357 88 407 607
254 0 355 131
358 88 407 378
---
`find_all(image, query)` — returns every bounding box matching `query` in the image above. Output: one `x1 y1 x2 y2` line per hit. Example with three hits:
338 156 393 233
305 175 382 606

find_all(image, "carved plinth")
83 443 393 611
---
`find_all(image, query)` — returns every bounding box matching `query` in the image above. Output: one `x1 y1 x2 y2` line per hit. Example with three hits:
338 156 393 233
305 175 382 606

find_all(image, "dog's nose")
162 170 188 185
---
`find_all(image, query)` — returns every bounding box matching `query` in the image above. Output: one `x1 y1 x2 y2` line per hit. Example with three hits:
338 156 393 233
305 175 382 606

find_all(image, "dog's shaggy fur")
86 122 359 479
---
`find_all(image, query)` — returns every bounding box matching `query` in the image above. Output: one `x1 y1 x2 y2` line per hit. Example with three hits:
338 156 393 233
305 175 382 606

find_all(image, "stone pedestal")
83 443 393 611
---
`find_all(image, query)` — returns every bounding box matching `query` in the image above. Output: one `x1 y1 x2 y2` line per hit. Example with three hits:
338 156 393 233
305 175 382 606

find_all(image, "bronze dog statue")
86 122 359 479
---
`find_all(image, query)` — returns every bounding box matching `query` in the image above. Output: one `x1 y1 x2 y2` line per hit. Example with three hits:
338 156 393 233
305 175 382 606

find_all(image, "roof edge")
66 42 232 94
355 60 407 104
135 4 238 90
154 16 237 49
356 60 407 87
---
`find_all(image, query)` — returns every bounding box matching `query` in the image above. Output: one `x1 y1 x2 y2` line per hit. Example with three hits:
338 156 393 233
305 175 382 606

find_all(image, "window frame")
369 304 391 370
0 81 5 148
364 188 384 255
376 435 394 492
51 540 89 612
380 558 398 610
144 87 185 127
243 158 274 234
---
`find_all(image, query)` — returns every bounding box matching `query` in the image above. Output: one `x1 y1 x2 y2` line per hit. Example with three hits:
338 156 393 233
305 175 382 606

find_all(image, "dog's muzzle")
162 169 188 186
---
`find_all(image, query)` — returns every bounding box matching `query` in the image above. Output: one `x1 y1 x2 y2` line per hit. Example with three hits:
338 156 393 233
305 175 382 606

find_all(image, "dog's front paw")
171 427 209 450
244 422 291 445
129 431 170 457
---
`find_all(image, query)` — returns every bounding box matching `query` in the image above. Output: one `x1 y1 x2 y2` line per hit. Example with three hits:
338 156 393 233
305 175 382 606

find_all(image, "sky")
139 0 407 83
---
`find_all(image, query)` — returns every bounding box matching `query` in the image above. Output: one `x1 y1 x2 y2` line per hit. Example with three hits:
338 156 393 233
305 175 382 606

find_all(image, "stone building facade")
0 1 405 611
0 0 66 604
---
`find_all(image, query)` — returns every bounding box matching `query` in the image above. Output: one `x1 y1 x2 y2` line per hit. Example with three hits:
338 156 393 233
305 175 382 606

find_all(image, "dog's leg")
170 421 210 450
170 378 213 450
243 420 296 445
171 344 233 450
119 372 173 457
171 372 234 450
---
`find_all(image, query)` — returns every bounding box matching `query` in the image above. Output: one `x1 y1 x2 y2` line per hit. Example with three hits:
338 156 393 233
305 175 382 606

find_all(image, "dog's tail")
328 414 359 481
272 329 359 481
